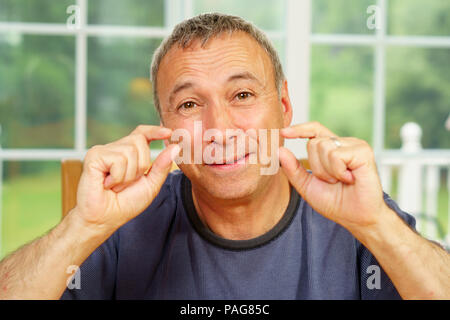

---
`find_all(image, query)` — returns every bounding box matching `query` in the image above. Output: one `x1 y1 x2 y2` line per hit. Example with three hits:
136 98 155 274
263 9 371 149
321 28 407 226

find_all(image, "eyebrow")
168 71 264 106
227 71 264 87
169 81 194 106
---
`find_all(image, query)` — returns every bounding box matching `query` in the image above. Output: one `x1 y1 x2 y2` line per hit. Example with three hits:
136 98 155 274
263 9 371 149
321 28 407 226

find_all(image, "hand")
72 125 180 233
279 122 389 232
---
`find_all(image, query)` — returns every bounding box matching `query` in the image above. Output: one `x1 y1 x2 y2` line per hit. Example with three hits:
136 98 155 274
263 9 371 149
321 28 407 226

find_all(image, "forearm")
352 207 450 299
0 209 110 299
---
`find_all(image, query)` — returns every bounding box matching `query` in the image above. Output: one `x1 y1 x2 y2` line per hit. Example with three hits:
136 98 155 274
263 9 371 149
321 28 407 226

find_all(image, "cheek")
231 111 257 129
163 114 190 132
232 102 284 131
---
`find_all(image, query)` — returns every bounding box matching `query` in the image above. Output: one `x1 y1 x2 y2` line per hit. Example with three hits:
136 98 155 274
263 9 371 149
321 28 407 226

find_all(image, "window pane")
193 0 286 31
0 0 74 23
1 161 61 259
388 0 450 36
385 47 450 149
0 35 75 148
310 45 374 143
87 37 162 147
88 0 165 26
312 0 376 34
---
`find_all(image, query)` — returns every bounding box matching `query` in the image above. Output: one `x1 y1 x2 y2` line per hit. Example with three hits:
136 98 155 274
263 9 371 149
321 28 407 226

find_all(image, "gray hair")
150 12 285 116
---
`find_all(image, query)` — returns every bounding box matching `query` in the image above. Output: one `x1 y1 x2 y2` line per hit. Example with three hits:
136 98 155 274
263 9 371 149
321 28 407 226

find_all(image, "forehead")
157 31 274 98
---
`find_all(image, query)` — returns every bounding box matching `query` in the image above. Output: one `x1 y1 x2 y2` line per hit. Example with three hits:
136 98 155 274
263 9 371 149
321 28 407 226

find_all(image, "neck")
191 172 291 240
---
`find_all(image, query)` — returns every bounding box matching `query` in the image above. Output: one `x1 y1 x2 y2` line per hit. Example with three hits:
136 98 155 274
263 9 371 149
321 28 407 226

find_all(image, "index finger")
131 125 173 142
280 122 336 139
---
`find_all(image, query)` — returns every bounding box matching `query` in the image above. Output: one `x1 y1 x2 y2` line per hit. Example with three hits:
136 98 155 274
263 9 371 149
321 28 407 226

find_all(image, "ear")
280 80 293 128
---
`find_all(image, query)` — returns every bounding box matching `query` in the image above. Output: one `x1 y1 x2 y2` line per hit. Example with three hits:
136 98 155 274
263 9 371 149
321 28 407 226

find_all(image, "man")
0 13 449 300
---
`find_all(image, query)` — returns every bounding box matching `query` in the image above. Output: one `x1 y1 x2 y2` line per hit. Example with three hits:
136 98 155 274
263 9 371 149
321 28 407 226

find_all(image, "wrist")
347 205 413 251
60 208 114 256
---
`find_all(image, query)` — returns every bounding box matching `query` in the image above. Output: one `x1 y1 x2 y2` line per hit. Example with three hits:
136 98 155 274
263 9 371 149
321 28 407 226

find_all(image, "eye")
178 101 197 110
235 92 253 100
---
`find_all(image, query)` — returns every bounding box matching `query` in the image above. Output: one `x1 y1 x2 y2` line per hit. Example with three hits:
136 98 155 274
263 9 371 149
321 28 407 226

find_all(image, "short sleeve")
382 192 417 231
60 232 119 300
357 193 417 300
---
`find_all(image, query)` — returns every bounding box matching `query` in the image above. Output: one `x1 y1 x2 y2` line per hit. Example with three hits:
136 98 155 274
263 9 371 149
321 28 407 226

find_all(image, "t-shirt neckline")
181 174 300 251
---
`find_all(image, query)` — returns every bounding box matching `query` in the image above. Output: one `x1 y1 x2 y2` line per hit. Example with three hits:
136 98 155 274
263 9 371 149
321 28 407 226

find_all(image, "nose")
202 101 237 145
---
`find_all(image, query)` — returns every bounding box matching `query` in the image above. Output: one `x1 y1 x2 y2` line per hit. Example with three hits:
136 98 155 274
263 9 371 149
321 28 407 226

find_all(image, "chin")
181 164 263 200
203 176 258 200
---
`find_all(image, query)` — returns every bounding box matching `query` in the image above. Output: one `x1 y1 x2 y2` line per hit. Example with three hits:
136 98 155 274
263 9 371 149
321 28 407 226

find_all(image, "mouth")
206 153 251 170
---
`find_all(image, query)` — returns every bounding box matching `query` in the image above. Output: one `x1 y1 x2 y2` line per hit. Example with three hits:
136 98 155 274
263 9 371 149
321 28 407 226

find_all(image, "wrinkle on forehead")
157 32 274 109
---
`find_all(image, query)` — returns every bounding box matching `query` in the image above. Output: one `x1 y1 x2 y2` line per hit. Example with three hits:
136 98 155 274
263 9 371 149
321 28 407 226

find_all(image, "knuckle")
134 124 146 133
84 145 103 162
133 124 152 135
361 140 372 150
310 162 324 177
329 148 340 161
139 156 151 172
307 138 318 150
317 138 329 150
122 144 138 157
135 133 148 148
111 155 127 175
88 144 102 154
137 124 146 130
128 133 147 150
356 139 373 155
311 121 328 133
118 153 128 164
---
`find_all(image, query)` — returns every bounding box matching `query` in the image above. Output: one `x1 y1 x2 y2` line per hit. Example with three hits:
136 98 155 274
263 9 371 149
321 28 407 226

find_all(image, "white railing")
379 122 450 248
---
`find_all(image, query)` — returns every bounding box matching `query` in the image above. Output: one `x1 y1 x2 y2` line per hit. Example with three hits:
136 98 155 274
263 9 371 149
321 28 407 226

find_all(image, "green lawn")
1 167 61 259
1 165 448 259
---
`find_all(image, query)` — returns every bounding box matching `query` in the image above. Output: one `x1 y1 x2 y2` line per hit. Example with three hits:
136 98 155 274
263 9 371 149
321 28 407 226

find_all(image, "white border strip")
4 24 449 47
0 150 86 161
1 148 448 161
0 148 165 161
311 34 450 48
0 22 169 38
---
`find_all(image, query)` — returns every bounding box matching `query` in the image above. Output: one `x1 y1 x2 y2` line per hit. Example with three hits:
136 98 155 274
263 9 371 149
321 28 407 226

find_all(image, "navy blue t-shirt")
61 170 415 299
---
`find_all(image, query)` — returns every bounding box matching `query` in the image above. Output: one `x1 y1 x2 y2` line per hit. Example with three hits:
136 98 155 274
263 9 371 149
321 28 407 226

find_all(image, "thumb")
278 146 311 196
145 144 181 197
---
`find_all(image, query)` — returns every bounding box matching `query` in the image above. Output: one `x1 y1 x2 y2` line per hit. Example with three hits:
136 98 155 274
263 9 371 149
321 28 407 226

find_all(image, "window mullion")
373 0 387 158
75 0 87 152
165 0 185 28
285 0 311 159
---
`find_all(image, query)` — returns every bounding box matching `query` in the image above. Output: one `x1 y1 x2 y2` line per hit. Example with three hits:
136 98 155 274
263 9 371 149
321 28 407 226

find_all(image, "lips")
224 153 249 164
207 153 250 167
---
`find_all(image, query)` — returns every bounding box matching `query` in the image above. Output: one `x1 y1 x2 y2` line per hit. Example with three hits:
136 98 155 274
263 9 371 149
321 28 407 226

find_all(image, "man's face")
157 31 292 199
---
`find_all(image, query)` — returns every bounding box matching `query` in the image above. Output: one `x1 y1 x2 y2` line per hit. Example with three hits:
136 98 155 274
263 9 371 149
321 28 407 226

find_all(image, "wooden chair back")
61 159 310 218
61 160 83 218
